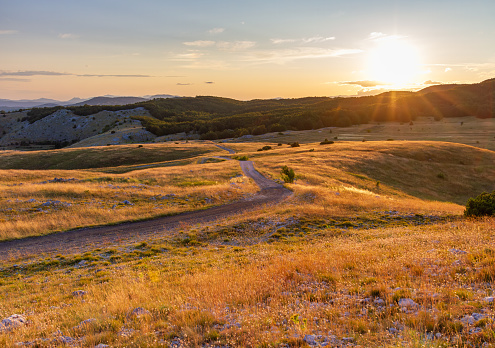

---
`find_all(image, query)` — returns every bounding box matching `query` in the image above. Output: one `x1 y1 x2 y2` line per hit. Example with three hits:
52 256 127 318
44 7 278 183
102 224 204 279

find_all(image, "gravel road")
0 146 291 260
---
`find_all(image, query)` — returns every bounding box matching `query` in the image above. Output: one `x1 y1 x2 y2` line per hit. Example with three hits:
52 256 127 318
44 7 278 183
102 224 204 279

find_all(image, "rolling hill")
0 78 493 149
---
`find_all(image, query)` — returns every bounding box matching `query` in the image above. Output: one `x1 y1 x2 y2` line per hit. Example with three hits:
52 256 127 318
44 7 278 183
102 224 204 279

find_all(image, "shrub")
465 191 495 217
290 142 300 147
320 138 334 145
281 165 295 183
257 145 272 151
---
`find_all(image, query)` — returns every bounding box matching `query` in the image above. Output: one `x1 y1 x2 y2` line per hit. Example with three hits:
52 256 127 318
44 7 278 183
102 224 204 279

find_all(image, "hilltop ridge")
0 78 493 149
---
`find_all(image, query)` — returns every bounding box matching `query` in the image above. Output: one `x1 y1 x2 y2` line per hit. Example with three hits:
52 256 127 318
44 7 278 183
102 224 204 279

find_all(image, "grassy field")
1 125 495 346
0 143 259 241
225 115 495 152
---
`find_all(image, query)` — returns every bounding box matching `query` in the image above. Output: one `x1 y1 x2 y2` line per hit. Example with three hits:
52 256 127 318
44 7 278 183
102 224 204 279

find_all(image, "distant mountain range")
0 94 179 111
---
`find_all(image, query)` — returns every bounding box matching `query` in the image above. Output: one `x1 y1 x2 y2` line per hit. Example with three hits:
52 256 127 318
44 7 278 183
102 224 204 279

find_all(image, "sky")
1 0 495 100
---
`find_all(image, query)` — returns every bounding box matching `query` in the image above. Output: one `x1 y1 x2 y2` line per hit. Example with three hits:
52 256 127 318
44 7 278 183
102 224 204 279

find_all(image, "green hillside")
23 79 495 141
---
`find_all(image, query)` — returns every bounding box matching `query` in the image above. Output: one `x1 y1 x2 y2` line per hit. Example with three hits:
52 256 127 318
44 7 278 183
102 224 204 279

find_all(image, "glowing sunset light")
367 39 421 87
0 1 494 100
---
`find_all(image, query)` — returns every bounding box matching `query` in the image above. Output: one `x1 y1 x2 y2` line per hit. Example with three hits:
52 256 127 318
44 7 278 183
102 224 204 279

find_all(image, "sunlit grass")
0 137 495 346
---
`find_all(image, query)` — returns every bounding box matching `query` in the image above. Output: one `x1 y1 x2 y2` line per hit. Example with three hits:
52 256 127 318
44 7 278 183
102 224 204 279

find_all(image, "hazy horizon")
1 0 494 100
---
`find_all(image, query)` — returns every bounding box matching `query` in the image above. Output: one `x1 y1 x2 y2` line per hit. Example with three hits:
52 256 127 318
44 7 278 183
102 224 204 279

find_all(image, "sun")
367 39 421 86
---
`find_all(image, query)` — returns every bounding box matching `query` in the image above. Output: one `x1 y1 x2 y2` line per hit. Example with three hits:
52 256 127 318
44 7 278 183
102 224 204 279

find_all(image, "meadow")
1 117 495 347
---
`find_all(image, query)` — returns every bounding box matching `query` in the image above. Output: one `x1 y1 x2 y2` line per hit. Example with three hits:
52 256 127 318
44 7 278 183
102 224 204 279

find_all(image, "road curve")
0 146 291 259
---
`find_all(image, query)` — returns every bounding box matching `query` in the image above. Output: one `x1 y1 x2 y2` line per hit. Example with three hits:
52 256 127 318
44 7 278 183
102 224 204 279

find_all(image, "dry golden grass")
0 160 258 241
1 137 495 346
224 115 495 151
1 216 494 347
0 142 222 170
234 140 495 204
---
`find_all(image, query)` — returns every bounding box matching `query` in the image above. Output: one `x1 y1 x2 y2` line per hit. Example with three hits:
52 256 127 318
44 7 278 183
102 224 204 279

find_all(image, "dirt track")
0 147 291 260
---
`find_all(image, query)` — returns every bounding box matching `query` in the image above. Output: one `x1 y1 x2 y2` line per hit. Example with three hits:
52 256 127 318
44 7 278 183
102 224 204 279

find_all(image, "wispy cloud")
0 70 152 78
58 33 79 39
183 40 215 47
271 38 297 44
208 28 224 35
78 74 152 78
0 30 18 35
172 51 205 61
271 36 335 45
176 83 192 85
204 81 214 84
368 32 405 41
0 71 69 77
445 67 452 72
179 60 230 70
424 80 442 85
244 47 362 64
340 80 386 88
217 41 256 51
0 77 30 82
183 40 256 51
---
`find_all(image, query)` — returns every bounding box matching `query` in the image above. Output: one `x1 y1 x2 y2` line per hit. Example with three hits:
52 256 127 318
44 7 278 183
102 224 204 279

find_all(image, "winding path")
0 145 291 260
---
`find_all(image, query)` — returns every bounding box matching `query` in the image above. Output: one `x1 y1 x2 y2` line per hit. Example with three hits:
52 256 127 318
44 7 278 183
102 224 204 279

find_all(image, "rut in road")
0 145 291 260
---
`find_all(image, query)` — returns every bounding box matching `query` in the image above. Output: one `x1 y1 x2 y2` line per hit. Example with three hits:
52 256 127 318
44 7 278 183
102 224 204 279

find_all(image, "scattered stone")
118 326 136 338
73 318 97 331
303 334 317 345
0 314 27 332
374 298 385 305
72 290 87 297
449 248 467 255
52 335 78 345
122 200 134 206
389 327 399 335
130 307 151 318
342 337 355 343
484 296 494 303
398 298 419 308
95 344 110 348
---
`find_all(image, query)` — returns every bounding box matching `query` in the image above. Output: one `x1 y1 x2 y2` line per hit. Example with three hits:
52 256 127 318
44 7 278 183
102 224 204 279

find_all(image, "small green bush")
290 142 300 148
465 191 495 217
281 165 295 183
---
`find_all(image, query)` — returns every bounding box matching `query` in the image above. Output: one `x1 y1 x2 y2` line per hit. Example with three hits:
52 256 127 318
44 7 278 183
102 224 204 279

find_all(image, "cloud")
0 70 152 78
445 67 452 72
183 40 215 47
179 60 229 70
208 28 224 34
217 41 256 51
271 38 297 44
58 33 79 39
0 70 69 77
424 80 442 85
244 47 362 64
0 30 17 35
176 83 192 85
271 36 335 45
172 51 205 61
77 74 152 78
0 77 30 82
369 32 405 41
303 36 335 43
204 81 214 84
340 80 386 88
